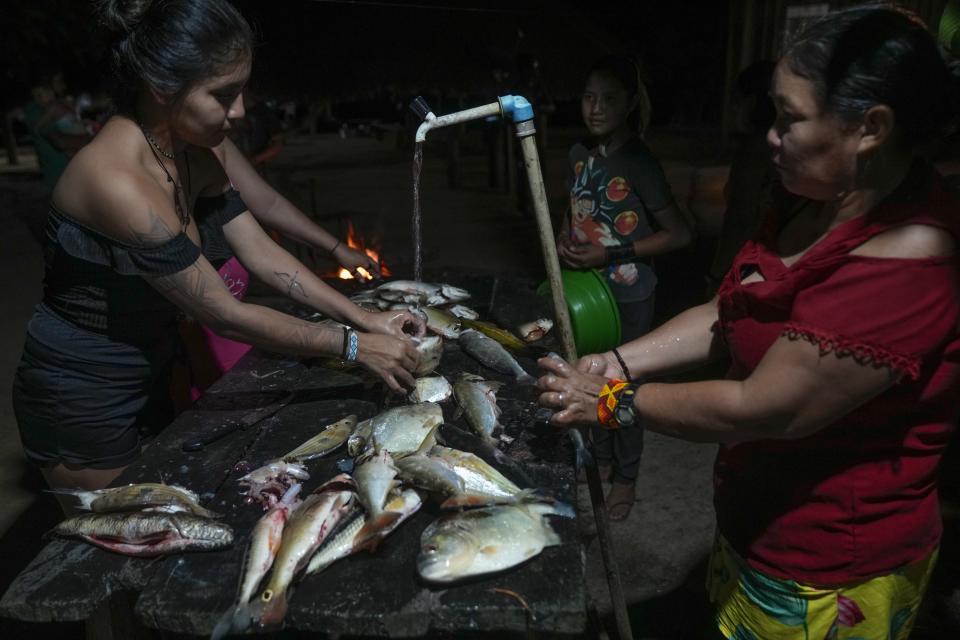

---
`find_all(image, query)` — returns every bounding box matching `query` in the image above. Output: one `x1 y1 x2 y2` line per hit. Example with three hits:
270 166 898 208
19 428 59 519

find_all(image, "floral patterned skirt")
706 533 937 640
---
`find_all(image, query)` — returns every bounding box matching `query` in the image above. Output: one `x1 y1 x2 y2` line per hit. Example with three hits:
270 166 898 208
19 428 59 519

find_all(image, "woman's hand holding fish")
536 356 606 426
358 333 419 392
362 310 427 339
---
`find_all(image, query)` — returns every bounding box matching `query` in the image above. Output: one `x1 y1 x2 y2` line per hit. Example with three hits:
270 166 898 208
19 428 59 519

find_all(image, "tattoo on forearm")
275 270 308 299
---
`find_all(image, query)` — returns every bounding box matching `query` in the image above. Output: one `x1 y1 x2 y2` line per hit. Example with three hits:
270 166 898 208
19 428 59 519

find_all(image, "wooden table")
0 306 585 638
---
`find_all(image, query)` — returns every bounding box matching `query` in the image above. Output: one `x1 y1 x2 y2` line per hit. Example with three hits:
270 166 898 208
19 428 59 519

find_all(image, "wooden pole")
515 125 577 362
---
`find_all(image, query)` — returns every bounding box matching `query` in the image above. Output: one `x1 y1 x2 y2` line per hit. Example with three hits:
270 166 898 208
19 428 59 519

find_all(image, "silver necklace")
138 122 176 160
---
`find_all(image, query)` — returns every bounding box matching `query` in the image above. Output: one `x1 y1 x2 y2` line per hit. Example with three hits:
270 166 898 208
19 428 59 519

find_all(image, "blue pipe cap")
499 95 535 122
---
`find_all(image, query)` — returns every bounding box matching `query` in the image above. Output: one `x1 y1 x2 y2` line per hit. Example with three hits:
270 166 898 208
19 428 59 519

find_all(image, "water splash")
412 141 424 282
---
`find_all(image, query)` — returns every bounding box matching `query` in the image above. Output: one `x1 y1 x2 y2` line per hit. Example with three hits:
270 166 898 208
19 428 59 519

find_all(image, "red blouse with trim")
714 162 960 586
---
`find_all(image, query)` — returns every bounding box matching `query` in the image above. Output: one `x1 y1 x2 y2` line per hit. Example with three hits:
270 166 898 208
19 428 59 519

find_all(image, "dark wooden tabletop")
0 293 585 637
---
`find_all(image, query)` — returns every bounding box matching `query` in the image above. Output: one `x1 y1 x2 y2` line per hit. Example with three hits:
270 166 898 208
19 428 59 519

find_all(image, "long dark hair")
96 0 253 114
587 54 652 136
782 4 959 148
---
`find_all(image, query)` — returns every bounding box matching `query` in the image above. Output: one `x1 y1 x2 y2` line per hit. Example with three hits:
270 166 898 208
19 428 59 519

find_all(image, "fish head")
418 517 483 582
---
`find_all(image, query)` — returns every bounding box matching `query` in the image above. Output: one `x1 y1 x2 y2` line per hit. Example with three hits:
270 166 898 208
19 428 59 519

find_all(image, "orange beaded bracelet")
597 379 628 429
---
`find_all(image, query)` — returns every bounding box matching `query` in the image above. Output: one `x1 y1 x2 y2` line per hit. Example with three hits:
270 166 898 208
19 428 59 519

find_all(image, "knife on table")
180 391 297 452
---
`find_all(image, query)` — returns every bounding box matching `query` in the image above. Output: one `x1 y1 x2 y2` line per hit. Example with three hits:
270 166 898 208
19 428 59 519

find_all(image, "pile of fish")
50 483 233 557
216 395 572 635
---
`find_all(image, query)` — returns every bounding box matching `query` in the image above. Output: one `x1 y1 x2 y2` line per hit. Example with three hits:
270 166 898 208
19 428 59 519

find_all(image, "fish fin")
516 372 537 386
440 493 498 509
354 511 403 551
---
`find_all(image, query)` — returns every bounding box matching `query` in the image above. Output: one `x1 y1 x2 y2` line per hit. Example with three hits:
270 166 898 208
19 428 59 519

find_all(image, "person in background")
555 54 693 521
12 0 423 511
539 7 960 638
22 75 92 191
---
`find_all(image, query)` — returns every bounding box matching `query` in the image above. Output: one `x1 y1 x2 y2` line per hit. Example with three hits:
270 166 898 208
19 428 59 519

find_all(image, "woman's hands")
334 244 381 279
575 352 623 379
537 355 608 426
360 310 426 340
355 333 419 392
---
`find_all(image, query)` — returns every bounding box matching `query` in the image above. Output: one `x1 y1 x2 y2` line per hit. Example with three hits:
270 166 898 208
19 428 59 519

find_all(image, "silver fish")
459 329 536 385
439 284 471 303
305 488 422 576
238 474 356 630
53 511 233 557
395 454 465 496
409 376 453 404
422 306 461 339
282 415 357 461
354 450 400 518
347 417 374 457
429 445 555 510
413 335 443 376
447 304 479 320
417 502 572 583
49 483 220 518
453 373 503 445
367 403 444 458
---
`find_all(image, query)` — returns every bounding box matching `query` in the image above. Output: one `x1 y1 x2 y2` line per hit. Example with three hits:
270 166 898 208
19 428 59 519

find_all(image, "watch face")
614 404 635 427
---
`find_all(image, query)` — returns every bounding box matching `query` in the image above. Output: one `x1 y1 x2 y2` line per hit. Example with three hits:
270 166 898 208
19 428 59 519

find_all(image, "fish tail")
44 488 94 510
567 428 595 471
516 372 537 386
209 605 238 640
354 511 403 551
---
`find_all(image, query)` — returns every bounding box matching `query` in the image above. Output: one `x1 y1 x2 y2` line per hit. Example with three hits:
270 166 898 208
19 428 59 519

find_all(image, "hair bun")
96 0 154 34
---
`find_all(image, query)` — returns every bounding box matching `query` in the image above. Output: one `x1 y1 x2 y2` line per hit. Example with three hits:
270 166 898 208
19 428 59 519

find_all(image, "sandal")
605 478 636 521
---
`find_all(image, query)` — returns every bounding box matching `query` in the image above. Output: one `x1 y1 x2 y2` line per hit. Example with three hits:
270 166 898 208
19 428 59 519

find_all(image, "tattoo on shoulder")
275 270 308 299
131 207 178 246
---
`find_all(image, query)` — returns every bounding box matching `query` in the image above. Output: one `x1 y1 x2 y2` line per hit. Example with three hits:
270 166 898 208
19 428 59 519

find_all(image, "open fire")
337 220 391 281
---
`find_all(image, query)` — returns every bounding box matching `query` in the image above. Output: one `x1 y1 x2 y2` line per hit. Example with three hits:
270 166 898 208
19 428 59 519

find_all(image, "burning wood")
336 220 391 281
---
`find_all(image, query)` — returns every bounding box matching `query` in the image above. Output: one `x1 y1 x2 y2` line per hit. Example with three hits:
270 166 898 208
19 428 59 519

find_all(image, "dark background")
1 0 729 130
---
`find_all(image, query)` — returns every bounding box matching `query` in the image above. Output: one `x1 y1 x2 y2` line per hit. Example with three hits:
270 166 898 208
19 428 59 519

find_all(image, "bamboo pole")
515 123 577 362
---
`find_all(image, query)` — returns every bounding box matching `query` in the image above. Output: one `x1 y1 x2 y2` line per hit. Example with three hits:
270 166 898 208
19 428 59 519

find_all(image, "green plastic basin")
537 269 621 355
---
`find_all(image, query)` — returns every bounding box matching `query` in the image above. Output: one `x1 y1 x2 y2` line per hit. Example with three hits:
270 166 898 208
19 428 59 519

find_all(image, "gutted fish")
53 511 233 557
409 376 453 404
417 502 572 583
239 460 310 509
49 483 220 518
239 475 357 630
459 329 535 385
453 373 503 446
305 488 422 576
518 318 553 342
282 415 357 461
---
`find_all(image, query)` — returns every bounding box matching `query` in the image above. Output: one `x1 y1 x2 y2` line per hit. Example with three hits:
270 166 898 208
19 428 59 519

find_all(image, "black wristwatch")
613 383 640 428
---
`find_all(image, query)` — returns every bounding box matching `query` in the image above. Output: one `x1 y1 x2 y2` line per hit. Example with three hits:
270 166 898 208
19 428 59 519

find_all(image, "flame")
337 220 390 280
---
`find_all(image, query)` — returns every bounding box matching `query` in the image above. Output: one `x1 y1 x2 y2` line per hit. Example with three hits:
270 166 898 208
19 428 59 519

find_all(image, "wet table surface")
0 276 585 638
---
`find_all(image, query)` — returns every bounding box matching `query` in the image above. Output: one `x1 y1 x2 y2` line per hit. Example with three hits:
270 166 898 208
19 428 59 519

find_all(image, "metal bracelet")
345 330 359 362
605 243 637 264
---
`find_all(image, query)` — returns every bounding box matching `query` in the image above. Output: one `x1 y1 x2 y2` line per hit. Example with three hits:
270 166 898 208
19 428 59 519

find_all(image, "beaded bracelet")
597 378 628 429
345 330 359 362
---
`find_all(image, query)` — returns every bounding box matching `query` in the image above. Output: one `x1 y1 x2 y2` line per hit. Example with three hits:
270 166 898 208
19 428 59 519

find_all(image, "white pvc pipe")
414 101 502 142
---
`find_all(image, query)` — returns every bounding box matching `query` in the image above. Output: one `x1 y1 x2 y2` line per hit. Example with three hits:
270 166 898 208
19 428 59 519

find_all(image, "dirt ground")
1 126 958 639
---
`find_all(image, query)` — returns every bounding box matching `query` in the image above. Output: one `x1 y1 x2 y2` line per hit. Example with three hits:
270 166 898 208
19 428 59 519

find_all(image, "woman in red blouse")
538 6 960 638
